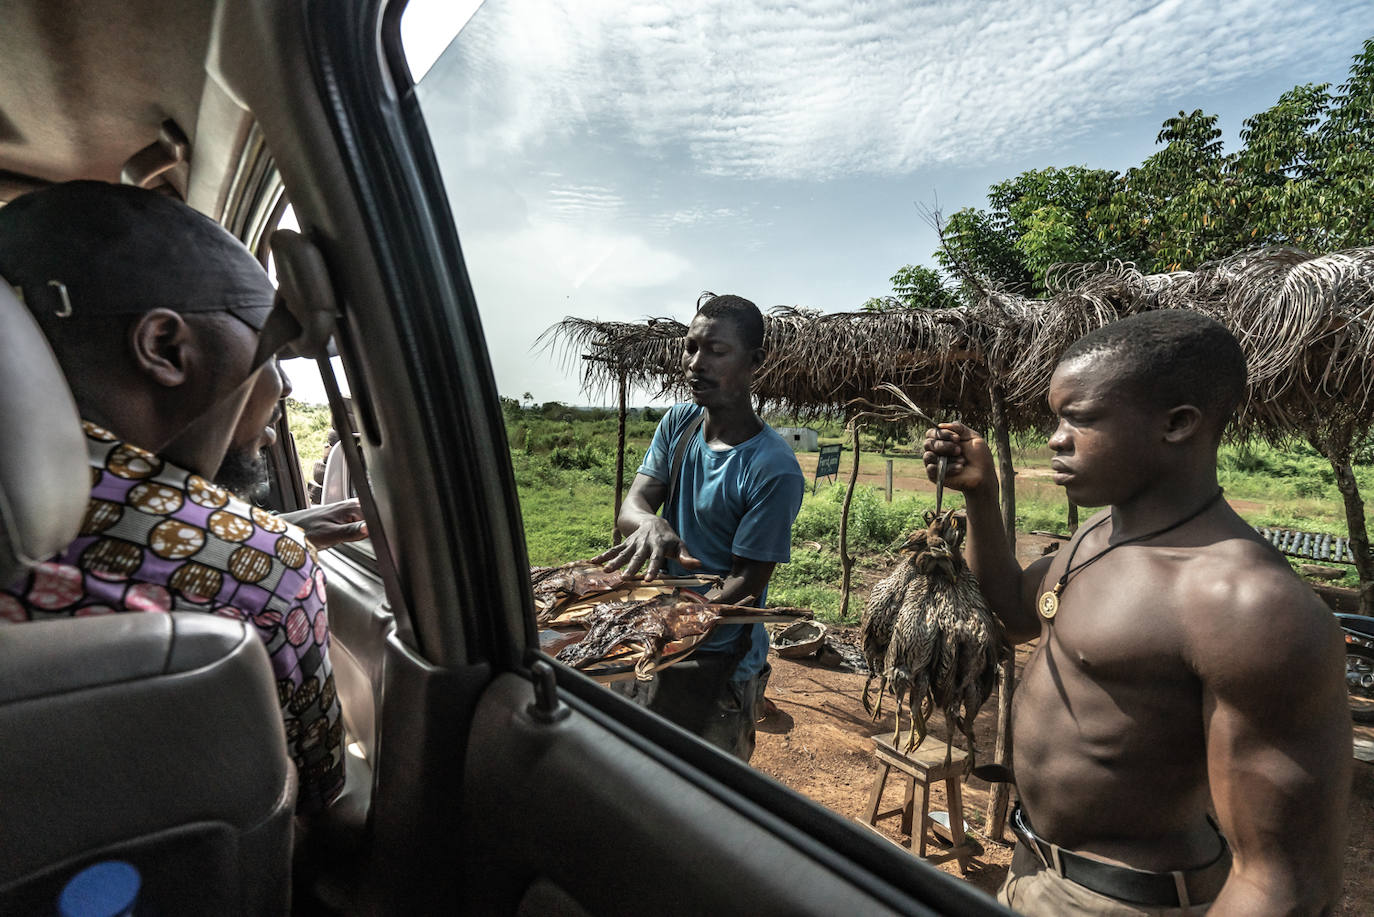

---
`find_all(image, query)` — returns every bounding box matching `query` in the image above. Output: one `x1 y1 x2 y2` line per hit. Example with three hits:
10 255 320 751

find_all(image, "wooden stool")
862 735 978 873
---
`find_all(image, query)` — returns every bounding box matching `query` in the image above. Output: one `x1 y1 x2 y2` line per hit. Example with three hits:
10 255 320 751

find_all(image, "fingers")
624 540 658 579
676 547 703 570
594 542 630 569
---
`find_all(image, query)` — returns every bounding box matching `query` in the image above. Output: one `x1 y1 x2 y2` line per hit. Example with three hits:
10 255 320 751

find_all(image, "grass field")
285 401 1371 621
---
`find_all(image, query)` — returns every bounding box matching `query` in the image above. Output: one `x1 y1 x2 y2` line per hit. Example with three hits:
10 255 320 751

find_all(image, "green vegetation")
284 403 1369 620
862 37 1374 309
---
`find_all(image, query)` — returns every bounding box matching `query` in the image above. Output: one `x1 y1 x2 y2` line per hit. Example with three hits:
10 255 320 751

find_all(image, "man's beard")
215 447 271 502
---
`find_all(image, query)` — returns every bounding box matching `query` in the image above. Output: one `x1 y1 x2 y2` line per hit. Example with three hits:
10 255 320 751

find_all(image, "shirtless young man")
924 311 1350 915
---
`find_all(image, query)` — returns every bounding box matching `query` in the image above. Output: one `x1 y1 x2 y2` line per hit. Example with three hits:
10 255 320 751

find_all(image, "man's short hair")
696 292 765 351
1060 309 1248 429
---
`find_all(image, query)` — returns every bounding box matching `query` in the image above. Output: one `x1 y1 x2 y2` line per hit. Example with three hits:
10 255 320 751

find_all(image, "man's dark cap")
0 180 275 330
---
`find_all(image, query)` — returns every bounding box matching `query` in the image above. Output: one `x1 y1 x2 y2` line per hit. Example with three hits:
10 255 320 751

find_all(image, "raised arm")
1195 573 1350 916
595 473 701 580
923 422 1044 642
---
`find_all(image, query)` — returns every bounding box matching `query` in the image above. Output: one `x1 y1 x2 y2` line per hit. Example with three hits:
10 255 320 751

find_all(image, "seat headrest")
0 283 88 586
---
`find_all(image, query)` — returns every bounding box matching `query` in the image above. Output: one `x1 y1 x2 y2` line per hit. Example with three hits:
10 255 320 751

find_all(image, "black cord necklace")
1037 488 1226 621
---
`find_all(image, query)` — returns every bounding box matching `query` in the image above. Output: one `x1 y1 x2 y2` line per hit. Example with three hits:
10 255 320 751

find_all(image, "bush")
549 444 605 471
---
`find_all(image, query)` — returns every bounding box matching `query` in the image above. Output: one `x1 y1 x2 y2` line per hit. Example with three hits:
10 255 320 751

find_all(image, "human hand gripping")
595 516 703 581
282 499 368 550
922 422 996 494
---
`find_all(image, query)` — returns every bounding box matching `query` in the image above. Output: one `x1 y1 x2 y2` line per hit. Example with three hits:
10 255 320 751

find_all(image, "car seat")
0 281 297 914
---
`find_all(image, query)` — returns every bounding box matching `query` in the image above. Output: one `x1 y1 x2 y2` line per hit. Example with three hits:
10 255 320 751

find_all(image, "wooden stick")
984 655 1016 842
839 424 862 621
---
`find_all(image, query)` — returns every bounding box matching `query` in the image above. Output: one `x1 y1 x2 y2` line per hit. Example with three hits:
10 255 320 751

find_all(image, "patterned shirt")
0 422 345 812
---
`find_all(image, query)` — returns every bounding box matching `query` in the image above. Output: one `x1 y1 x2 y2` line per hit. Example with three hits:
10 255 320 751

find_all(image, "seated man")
215 358 368 551
0 181 344 812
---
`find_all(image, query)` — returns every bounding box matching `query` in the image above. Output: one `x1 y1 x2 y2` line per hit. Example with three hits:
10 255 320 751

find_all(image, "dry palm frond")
539 245 1374 451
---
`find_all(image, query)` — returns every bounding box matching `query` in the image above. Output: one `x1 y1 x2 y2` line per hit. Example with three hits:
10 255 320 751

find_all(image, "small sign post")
814 443 843 493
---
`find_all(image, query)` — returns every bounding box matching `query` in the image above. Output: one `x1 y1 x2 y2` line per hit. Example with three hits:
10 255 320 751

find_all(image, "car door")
215 1 1012 913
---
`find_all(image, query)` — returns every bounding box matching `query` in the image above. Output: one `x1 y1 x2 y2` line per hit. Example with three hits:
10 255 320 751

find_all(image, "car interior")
0 1 1011 914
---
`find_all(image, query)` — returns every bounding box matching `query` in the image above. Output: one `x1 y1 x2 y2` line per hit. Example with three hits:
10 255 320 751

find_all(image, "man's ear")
1163 404 1203 444
750 347 765 370
128 309 193 388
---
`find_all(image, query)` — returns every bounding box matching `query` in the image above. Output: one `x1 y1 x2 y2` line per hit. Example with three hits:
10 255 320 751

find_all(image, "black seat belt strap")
664 412 706 517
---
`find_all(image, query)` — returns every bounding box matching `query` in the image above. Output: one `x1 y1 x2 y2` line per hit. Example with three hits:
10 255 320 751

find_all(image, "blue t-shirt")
638 403 805 681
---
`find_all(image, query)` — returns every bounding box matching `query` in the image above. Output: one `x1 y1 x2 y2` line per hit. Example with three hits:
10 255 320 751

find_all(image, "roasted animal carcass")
530 561 721 626
530 561 630 625
555 592 719 678
555 591 812 678
861 508 1004 767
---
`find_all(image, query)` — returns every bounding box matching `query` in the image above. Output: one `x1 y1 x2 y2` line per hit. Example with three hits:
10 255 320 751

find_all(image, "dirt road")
753 650 1374 912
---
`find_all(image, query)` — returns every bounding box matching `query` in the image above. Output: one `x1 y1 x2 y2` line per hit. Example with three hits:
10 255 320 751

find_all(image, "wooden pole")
989 381 1016 551
984 655 1016 842
838 425 862 621
612 371 627 545
885 459 893 503
1067 500 1079 533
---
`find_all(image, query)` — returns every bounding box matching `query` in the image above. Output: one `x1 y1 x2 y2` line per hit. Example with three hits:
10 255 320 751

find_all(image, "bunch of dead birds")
861 509 1005 767
533 561 809 679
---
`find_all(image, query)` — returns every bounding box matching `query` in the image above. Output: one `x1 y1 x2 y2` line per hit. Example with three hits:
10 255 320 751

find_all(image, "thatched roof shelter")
542 246 1374 449
542 305 1014 433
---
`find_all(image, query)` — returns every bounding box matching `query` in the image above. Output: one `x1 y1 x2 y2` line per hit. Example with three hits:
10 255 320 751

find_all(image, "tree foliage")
885 37 1374 294
862 263 957 311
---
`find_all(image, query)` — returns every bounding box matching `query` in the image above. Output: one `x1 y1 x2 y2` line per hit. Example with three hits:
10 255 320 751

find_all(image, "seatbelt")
664 412 706 518
269 229 413 642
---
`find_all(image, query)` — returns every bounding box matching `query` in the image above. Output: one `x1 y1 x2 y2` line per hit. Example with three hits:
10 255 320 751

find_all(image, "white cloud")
422 0 1362 180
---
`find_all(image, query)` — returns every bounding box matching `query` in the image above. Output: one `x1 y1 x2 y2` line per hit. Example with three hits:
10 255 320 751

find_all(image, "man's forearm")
616 496 661 538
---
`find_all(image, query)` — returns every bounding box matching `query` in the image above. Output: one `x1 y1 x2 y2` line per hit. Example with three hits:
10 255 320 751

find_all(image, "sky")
286 0 1373 406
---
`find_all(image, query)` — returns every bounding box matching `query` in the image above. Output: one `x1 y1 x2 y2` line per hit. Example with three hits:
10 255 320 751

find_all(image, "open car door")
216 1 1013 913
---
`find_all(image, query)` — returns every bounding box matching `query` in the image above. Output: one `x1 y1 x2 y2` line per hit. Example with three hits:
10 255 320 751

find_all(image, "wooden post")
984 655 1015 842
989 381 1016 551
885 459 894 503
1313 433 1374 615
612 371 627 545
1067 500 1079 533
839 425 862 621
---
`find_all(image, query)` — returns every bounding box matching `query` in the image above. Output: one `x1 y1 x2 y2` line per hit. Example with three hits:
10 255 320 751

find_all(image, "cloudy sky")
289 0 1373 406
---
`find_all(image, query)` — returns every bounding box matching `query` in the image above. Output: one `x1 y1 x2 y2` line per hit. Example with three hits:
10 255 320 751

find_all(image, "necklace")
1038 488 1226 621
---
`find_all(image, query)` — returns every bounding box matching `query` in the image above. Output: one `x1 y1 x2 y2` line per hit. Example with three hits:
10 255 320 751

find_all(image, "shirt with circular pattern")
0 421 345 813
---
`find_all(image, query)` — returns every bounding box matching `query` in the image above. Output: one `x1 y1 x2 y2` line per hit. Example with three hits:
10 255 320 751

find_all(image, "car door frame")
213 0 1015 913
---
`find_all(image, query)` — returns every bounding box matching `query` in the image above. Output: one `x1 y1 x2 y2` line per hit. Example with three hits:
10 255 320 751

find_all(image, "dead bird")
866 508 1003 769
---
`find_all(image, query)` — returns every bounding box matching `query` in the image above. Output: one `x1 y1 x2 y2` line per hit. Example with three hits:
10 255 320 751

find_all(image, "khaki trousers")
998 841 1228 917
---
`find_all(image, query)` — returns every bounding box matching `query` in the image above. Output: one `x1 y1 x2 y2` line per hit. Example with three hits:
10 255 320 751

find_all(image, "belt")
1010 804 1229 909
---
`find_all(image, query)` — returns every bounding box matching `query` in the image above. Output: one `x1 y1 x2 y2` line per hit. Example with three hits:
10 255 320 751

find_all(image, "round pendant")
1038 591 1059 620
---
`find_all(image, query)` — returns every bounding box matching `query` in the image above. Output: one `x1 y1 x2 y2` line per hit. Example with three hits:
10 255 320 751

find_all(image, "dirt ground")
752 537 1374 912
754 651 1374 912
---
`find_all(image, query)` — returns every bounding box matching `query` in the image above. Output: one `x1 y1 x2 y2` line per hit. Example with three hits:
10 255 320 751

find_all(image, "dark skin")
596 314 775 606
924 353 1350 915
57 308 266 477
219 359 367 549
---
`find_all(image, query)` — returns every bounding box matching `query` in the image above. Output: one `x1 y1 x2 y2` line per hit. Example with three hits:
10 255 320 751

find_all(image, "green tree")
940 166 1121 294
862 264 957 311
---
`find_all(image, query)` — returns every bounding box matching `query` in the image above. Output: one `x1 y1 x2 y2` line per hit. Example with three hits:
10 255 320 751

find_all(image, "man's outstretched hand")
283 499 368 550
595 517 702 581
923 422 996 494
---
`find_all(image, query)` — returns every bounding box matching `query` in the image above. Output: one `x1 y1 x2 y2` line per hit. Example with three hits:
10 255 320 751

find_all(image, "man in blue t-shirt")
597 293 804 761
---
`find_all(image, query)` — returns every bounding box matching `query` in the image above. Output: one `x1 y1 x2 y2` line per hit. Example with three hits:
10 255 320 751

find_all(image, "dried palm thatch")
541 247 1374 439
541 305 1023 433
